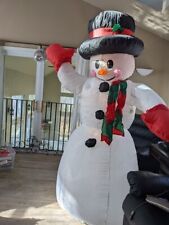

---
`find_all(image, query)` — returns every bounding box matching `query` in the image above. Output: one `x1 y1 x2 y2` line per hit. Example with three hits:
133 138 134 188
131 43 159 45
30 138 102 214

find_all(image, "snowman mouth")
97 75 115 82
106 76 115 81
99 76 115 81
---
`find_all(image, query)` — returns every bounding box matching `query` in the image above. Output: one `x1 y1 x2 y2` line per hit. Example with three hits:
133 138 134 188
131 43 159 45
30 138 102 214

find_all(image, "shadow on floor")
0 153 60 216
0 217 40 225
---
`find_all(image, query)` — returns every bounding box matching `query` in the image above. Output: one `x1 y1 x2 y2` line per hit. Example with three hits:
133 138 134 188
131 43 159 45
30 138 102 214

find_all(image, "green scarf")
101 80 127 145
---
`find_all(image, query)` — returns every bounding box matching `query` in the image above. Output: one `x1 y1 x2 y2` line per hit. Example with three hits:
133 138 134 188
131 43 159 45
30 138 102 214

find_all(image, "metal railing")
2 98 73 153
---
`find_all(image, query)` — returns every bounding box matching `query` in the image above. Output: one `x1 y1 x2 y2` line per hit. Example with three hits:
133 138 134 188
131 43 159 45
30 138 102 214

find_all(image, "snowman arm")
58 63 87 94
131 82 169 141
131 82 166 112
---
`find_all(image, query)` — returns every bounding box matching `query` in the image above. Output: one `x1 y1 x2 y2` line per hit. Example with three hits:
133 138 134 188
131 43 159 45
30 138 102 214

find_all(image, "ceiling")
83 0 169 41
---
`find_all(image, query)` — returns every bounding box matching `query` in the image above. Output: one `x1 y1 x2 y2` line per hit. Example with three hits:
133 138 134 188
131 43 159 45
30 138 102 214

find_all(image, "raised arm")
58 63 87 94
46 43 87 94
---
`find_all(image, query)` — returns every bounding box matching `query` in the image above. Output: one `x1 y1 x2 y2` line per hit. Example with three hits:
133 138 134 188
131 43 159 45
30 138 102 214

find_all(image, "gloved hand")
141 104 169 142
46 43 75 71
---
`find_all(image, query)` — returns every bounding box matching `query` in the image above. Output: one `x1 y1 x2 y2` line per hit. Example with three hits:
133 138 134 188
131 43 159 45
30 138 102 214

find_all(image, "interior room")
0 0 169 225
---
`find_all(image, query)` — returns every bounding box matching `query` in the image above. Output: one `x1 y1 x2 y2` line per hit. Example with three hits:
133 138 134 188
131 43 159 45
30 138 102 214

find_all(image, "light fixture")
34 45 46 62
136 68 154 76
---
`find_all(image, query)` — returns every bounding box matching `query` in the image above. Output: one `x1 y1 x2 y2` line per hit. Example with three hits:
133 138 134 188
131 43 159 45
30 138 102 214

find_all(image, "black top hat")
78 11 144 60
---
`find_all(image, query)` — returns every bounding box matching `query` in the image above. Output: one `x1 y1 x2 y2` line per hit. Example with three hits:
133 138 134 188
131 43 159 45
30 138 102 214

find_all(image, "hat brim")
78 35 144 60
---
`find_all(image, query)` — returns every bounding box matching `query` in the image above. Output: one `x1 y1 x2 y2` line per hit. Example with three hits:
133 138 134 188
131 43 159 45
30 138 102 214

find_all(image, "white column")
33 60 45 141
162 0 169 12
0 51 4 146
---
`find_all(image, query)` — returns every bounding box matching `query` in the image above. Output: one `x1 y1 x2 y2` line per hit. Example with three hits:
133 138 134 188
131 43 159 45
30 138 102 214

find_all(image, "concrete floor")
0 153 82 225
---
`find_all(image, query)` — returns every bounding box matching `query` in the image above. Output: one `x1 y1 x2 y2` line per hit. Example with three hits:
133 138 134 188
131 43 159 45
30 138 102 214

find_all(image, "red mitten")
141 104 169 142
46 43 75 71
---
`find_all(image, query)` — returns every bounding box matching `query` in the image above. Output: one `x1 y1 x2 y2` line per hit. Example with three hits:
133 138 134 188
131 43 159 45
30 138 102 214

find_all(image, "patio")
0 153 81 225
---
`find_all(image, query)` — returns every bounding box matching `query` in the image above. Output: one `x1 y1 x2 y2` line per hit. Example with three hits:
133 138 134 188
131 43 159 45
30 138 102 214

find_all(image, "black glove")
127 171 169 199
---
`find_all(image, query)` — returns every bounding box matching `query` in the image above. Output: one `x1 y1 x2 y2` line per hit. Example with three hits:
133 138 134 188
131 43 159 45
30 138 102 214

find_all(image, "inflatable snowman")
46 11 169 225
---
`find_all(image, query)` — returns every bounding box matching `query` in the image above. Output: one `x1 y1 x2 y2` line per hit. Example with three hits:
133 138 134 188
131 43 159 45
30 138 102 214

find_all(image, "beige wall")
4 69 62 102
0 0 100 47
43 72 61 102
1 0 169 104
4 69 35 99
131 27 169 104
4 56 62 101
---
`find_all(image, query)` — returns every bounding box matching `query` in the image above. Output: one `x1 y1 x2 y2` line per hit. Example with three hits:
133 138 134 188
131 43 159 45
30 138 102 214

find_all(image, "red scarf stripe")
106 102 116 123
101 135 111 145
101 80 127 145
113 128 124 136
117 91 126 108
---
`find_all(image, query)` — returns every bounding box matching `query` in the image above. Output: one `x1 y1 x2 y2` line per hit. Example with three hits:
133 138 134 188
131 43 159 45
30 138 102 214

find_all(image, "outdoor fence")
2 98 73 153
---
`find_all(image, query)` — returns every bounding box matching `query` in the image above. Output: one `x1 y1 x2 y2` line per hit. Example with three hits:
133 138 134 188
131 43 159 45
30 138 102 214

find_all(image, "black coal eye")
107 60 113 69
95 60 100 69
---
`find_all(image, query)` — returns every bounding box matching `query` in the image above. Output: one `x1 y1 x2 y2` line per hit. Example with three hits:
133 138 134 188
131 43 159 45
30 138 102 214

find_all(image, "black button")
99 82 109 92
85 138 97 148
95 110 104 120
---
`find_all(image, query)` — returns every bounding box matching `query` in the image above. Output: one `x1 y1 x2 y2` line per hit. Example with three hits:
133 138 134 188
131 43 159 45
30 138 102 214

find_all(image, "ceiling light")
136 68 154 76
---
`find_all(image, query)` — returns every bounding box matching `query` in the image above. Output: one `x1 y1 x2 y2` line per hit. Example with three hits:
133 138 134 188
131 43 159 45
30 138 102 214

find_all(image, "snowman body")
55 47 166 225
46 10 167 225
57 70 138 225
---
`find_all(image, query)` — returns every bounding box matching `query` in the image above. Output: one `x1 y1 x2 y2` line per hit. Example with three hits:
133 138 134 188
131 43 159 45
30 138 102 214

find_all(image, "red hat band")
89 27 134 39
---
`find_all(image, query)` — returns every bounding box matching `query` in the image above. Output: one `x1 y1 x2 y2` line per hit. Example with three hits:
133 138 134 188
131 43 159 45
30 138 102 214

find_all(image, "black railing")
40 101 73 152
2 98 73 153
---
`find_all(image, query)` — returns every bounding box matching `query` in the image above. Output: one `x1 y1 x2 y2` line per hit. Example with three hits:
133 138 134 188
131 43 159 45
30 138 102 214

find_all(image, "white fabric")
79 78 136 130
57 126 137 225
58 63 87 94
56 64 165 225
71 53 89 132
130 82 166 112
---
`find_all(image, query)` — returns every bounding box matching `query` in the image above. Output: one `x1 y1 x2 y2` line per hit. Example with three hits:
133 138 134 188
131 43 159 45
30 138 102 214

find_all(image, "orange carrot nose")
98 68 108 76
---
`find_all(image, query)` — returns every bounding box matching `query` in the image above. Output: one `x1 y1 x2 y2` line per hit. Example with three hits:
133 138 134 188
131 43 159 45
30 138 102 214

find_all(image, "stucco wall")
131 26 169 104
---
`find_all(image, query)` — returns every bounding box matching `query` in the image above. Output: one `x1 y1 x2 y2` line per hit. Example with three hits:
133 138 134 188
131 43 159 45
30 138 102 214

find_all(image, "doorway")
0 47 88 152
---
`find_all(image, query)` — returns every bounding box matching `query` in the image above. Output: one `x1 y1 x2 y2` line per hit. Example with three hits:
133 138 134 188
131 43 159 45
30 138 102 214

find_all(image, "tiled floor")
0 153 82 225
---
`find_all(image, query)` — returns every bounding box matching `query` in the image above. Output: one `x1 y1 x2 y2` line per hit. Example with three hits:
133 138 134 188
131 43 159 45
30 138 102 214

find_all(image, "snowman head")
78 11 144 76
89 53 135 81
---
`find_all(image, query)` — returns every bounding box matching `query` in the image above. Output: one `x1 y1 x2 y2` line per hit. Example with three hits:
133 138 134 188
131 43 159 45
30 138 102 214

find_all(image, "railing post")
0 50 5 146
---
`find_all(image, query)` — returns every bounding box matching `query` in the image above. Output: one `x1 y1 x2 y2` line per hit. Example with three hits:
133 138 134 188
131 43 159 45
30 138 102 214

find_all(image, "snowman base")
56 125 138 225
